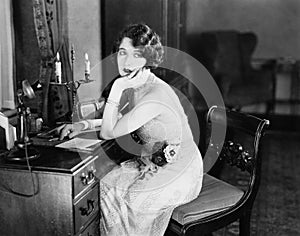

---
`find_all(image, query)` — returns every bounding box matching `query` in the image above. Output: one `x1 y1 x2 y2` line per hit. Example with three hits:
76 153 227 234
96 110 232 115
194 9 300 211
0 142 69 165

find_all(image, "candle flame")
56 52 60 61
85 53 89 61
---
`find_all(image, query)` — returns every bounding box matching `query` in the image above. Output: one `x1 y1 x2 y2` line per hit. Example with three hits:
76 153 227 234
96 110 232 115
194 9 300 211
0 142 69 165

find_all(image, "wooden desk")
0 140 118 236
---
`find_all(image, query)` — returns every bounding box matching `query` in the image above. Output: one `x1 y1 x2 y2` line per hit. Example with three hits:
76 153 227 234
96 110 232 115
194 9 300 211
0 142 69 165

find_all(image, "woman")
59 23 203 236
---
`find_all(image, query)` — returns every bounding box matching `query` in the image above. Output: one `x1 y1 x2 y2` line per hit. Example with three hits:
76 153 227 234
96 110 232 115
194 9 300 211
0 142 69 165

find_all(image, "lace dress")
100 74 203 236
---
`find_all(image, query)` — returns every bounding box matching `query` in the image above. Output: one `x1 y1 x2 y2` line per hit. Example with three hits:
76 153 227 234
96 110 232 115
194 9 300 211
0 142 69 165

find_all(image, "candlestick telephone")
6 80 40 161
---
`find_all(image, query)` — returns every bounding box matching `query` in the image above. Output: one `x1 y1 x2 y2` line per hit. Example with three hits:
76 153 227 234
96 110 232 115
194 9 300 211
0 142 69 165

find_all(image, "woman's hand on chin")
116 68 150 90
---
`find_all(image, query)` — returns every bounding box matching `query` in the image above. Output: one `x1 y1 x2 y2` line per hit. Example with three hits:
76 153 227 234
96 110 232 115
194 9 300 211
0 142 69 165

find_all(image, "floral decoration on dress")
151 142 180 167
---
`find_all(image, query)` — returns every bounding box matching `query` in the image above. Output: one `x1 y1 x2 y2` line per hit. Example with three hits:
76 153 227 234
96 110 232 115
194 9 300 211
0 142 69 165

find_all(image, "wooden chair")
165 106 270 236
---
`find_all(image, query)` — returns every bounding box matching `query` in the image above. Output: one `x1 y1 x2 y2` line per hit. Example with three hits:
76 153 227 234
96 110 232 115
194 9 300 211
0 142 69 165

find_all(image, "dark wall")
186 0 300 60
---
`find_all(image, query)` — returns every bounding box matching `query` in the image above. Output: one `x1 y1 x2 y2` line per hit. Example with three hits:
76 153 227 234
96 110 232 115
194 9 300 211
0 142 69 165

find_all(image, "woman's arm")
58 118 103 140
100 69 165 139
100 85 165 139
57 84 128 140
100 81 123 139
80 119 103 130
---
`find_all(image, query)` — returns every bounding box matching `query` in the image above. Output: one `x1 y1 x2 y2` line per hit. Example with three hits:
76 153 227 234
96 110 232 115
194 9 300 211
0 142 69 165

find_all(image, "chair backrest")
205 106 269 202
187 31 276 109
188 30 258 86
213 31 242 80
239 32 257 76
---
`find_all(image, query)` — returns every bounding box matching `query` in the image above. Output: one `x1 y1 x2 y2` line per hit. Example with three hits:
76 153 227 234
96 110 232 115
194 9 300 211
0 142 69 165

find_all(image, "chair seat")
171 174 244 225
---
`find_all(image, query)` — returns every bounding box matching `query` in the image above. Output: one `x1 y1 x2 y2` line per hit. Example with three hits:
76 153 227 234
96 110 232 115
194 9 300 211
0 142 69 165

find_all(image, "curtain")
32 0 72 125
0 0 15 110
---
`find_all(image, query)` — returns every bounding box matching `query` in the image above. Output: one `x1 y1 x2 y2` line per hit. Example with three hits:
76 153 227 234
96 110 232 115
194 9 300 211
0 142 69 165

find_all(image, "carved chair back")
166 106 270 236
206 106 270 213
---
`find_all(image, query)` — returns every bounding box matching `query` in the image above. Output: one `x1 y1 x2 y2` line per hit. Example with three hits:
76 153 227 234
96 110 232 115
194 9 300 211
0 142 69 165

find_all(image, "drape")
0 0 15 110
32 0 72 125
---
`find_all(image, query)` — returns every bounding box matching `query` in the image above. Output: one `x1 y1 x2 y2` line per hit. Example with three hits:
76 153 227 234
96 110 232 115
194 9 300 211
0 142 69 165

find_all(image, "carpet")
214 131 300 236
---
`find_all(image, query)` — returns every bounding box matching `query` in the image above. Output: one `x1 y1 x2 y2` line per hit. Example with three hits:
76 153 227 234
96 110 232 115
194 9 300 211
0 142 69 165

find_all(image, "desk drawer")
73 160 97 198
74 183 99 233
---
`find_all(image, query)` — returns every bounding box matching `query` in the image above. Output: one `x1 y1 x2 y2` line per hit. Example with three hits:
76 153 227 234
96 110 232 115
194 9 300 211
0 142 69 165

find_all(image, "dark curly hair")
112 23 164 69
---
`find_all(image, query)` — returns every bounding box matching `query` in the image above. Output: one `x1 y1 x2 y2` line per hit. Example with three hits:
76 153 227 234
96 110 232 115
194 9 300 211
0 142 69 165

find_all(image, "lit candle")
85 53 90 75
55 52 62 83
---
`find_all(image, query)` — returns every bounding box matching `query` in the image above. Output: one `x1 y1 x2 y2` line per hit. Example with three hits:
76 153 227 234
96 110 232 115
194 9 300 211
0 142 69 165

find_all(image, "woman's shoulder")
136 73 177 105
141 83 166 104
148 75 171 96
150 75 181 102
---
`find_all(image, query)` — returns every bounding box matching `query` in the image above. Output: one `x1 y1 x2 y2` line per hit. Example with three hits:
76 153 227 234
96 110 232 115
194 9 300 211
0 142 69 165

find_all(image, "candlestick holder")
62 45 95 121
50 76 94 122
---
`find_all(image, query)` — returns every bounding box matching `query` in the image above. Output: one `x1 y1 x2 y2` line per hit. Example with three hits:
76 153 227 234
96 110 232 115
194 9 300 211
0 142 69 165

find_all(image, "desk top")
0 140 115 174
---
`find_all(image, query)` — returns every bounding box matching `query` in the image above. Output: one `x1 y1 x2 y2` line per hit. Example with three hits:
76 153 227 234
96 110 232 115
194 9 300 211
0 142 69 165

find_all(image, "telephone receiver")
22 80 36 99
17 80 42 104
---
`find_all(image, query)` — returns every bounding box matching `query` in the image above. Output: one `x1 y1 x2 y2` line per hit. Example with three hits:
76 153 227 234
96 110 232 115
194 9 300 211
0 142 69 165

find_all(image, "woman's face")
117 37 147 76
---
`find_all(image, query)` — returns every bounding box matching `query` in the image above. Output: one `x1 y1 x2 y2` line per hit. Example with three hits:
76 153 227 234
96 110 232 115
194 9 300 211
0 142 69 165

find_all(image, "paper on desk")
55 137 103 152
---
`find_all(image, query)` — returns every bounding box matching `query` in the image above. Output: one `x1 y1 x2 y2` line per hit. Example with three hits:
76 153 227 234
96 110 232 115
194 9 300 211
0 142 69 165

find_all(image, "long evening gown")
100 73 203 236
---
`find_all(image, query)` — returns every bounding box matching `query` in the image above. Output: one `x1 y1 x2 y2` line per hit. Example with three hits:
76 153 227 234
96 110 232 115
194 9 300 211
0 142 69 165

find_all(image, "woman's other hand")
57 123 85 140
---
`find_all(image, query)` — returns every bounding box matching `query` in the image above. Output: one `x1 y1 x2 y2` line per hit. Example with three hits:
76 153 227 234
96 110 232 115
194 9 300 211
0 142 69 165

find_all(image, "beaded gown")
100 73 203 236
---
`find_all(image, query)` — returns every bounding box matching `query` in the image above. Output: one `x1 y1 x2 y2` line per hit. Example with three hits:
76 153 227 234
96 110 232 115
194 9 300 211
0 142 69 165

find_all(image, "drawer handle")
80 199 95 216
80 169 96 185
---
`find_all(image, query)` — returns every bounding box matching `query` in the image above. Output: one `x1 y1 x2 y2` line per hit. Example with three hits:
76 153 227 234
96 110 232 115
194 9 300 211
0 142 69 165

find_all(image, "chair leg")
239 212 251 236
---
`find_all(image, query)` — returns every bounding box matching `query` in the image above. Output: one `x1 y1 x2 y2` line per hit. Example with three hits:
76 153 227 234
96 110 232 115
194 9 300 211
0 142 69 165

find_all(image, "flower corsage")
151 143 180 167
